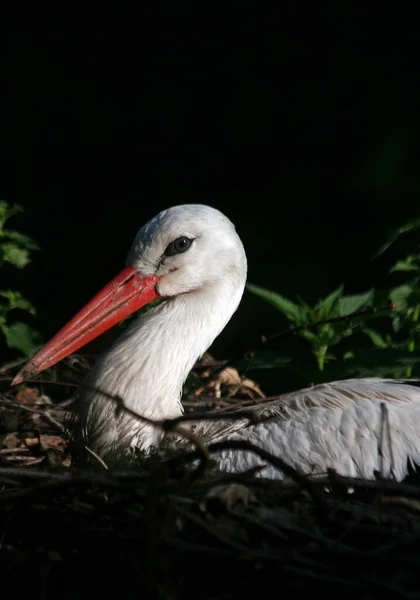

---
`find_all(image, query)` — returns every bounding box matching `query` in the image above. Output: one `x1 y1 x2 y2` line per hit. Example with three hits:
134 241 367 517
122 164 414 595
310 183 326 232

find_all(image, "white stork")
12 205 420 479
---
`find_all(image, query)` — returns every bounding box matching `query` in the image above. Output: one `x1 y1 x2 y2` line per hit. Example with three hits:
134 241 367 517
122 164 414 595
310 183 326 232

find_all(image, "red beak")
12 266 162 385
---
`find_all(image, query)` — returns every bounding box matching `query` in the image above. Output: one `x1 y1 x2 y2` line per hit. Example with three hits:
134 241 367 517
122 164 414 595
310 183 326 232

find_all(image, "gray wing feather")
217 379 420 480
174 378 420 480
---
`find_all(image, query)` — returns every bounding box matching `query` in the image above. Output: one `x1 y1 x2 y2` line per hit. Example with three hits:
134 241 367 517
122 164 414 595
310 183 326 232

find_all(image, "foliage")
247 282 375 371
0 201 41 355
377 218 420 376
247 217 420 381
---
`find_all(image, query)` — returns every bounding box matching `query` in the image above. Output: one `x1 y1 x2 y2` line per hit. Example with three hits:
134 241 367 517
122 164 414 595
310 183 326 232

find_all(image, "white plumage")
15 204 420 480
219 379 420 480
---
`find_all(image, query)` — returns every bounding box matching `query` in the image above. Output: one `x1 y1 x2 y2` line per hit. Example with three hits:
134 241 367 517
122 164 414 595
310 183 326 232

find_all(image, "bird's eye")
164 236 193 257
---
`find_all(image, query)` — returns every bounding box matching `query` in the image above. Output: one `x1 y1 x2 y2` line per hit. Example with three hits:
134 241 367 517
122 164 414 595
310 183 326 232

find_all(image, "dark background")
5 8 420 368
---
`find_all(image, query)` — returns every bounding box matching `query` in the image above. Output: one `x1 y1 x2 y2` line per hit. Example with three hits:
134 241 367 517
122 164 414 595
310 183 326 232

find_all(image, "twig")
0 357 28 374
82 386 213 470
171 424 211 459
0 470 149 505
0 467 65 480
187 464 265 489
192 360 228 370
0 400 65 431
182 398 232 408
164 439 328 511
85 446 109 470
85 385 257 434
163 408 257 426
325 471 420 497
0 376 78 387
261 303 396 344
277 564 380 595
207 440 328 512
0 398 68 410
175 505 257 555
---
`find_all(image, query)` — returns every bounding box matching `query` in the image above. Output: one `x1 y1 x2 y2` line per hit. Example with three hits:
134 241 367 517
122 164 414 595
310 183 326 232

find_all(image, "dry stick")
164 408 257 426
0 356 28 374
175 510 375 588
0 467 65 480
177 468 420 500
163 437 327 511
182 398 234 408
85 446 109 470
277 565 404 597
324 471 420 497
0 470 151 505
0 466 151 485
0 399 65 431
207 440 328 512
368 532 420 558
83 386 213 466
200 302 396 388
231 507 365 557
0 376 78 387
0 397 69 410
187 464 265 489
88 384 258 436
175 505 261 556
0 447 30 455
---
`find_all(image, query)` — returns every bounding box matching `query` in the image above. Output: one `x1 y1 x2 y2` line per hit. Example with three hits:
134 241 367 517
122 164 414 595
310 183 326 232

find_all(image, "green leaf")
392 314 402 332
1 322 42 355
373 217 420 259
338 289 374 316
1 243 30 268
390 284 414 312
0 201 23 229
340 348 420 379
246 283 305 323
390 255 420 273
362 327 388 349
315 285 343 317
0 290 36 314
2 230 40 251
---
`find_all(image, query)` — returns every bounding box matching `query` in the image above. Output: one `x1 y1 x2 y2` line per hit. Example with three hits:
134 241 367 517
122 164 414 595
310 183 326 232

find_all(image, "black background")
5 7 420 366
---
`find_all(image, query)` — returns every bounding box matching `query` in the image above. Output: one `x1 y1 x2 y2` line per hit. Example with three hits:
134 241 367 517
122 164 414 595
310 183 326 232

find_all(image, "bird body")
218 378 420 480
13 205 420 480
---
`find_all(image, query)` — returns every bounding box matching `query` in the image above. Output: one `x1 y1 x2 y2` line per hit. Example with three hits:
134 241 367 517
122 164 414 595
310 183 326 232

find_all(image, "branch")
0 376 78 387
261 303 396 344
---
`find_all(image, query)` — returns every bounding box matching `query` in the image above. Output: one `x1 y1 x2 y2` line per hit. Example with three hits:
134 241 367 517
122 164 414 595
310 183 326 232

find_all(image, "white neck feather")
79 276 245 456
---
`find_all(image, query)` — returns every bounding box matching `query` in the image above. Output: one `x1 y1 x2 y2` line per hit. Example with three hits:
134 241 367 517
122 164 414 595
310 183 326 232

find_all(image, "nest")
2 357 420 599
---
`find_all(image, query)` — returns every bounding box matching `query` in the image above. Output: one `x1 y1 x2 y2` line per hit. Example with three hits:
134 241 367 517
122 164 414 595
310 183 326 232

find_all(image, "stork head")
12 204 247 384
128 204 247 297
